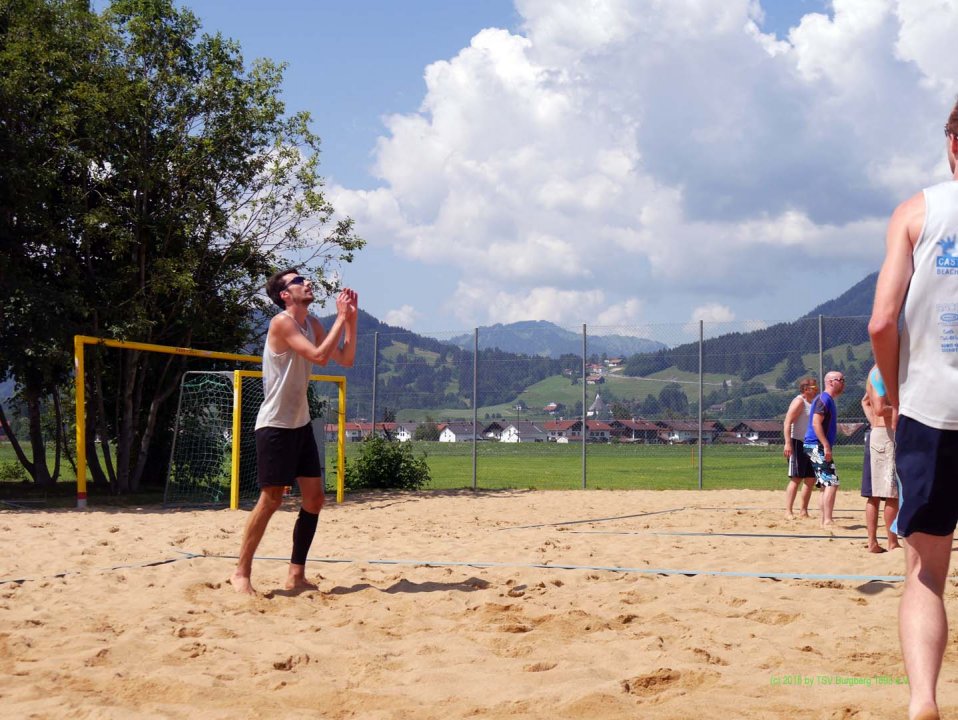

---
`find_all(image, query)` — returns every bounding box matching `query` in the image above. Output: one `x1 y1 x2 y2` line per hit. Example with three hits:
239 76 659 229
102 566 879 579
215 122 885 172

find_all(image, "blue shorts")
895 415 958 537
804 442 839 487
255 423 322 488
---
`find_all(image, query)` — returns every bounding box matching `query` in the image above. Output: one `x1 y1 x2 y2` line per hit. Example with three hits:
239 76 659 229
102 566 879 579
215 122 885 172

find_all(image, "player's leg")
885 498 901 549
799 478 814 517
784 478 800 518
231 486 284 594
286 424 325 591
865 497 882 552
821 484 837 526
900 532 951 720
286 474 324 591
232 426 297 595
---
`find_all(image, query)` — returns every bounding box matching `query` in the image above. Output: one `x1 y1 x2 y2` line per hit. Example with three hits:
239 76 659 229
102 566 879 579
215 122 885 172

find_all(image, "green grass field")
1 440 866 506
327 440 865 492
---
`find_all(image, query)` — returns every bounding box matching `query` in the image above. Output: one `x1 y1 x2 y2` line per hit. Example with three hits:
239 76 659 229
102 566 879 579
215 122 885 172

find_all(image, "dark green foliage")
413 421 440 441
344 436 430 492
1 0 363 492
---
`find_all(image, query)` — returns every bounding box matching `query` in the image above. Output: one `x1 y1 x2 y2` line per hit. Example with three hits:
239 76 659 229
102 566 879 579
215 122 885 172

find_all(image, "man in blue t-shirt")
803 371 846 528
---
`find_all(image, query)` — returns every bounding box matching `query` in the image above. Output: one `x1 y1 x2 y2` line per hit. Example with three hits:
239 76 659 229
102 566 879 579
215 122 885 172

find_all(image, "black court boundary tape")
180 550 906 584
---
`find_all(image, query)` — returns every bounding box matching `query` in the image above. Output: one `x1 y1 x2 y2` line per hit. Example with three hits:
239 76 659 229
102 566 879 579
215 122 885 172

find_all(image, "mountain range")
448 320 666 358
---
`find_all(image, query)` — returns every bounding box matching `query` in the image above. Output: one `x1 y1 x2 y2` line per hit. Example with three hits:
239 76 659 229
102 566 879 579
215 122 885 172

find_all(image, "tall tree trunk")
0 402 33 476
91 357 117 490
25 388 53 486
130 360 180 490
115 350 139 493
54 389 77 477
50 390 61 482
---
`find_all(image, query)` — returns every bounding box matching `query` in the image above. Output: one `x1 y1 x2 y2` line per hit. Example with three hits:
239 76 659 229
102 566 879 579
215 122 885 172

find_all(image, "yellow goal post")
73 335 347 509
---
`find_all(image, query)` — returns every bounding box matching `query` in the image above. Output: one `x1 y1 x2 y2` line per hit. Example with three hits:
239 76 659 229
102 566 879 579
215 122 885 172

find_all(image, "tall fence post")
582 323 587 489
698 319 704 490
370 331 378 437
818 314 824 382
472 327 478 491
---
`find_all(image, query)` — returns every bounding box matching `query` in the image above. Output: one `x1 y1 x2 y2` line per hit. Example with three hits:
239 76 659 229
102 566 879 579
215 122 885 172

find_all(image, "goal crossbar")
73 335 347 509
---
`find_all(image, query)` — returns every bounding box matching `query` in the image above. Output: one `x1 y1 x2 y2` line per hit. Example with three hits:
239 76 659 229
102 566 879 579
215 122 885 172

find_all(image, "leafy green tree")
658 384 689 415
0 0 111 485
641 393 661 417
1 0 364 492
611 402 631 420
413 420 440 441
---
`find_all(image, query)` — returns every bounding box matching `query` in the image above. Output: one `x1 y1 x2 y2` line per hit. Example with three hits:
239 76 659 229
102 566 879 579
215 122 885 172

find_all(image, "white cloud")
384 304 421 329
337 0 958 331
691 303 737 323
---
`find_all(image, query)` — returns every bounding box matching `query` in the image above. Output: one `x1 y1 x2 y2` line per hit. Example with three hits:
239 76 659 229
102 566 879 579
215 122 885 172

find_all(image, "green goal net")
163 371 331 507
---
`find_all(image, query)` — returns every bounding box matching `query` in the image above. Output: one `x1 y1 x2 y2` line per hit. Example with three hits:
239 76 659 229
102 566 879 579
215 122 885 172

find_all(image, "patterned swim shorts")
803 442 839 488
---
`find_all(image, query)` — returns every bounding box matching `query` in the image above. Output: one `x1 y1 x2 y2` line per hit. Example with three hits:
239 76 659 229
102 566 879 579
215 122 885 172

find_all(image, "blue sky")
175 1 958 341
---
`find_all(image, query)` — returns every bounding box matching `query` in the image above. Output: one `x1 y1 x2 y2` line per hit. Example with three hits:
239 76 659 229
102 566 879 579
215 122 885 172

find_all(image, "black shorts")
255 424 323 488
895 415 958 537
788 438 814 478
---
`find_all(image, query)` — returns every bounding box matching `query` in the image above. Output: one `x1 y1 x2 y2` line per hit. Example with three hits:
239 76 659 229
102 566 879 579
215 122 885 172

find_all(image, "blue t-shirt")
804 392 838 445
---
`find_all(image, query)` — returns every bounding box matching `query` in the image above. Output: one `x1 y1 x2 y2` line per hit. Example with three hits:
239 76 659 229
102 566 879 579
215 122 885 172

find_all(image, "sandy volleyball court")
1 489 954 719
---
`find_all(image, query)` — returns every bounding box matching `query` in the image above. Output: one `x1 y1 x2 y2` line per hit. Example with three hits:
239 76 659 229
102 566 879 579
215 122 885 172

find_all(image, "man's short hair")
947 96 958 137
266 267 299 309
798 376 818 392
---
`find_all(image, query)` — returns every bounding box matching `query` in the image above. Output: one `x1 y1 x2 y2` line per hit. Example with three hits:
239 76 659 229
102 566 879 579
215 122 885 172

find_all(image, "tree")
413 420 440 441
658 384 689 415
0 0 112 485
611 402 631 420
1 0 365 492
641 393 661 417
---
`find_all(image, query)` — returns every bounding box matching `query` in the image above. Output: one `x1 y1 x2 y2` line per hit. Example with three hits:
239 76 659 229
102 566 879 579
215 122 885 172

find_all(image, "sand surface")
1 489 954 719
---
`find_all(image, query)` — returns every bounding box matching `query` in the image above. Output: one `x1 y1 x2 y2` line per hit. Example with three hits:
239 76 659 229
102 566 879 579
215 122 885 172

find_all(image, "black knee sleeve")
290 508 319 566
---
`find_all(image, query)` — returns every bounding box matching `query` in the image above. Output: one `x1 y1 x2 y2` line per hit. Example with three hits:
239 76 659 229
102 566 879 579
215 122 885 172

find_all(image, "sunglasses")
281 275 306 292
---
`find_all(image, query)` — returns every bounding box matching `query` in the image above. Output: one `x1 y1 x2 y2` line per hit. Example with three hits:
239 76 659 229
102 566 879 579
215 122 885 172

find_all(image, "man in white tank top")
782 376 818 518
869 99 958 720
231 268 357 596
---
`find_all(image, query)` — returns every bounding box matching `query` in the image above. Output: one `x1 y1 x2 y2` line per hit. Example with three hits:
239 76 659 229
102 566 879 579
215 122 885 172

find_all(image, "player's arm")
273 293 351 366
812 405 830 460
869 192 923 409
782 396 802 457
321 288 358 368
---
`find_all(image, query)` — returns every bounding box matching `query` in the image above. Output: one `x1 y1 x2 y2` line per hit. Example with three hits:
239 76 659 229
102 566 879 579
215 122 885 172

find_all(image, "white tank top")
254 314 315 430
791 396 810 440
899 181 958 430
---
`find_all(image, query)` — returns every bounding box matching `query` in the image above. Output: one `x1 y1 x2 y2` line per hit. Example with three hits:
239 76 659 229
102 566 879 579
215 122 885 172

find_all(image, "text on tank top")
899 181 958 430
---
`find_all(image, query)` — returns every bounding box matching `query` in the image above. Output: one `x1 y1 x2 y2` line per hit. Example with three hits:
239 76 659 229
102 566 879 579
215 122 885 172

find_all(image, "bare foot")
821 520 835 528
867 542 887 554
285 574 319 592
230 573 257 596
911 705 940 720
785 512 796 520
888 541 902 550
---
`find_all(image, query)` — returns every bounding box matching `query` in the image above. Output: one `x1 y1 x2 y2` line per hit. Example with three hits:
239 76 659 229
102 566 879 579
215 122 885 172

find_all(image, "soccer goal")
73 335 347 509
163 369 346 509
